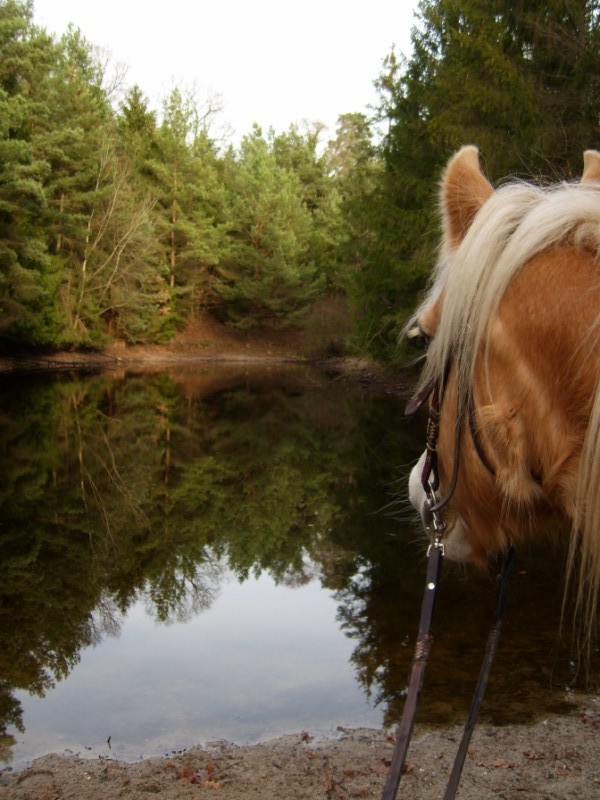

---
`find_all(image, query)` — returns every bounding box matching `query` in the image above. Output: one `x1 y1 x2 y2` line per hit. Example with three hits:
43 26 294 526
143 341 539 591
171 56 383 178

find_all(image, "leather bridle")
404 364 496 538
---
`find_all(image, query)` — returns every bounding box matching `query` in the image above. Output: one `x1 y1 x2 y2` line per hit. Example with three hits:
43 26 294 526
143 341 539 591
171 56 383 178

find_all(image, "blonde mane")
410 172 600 630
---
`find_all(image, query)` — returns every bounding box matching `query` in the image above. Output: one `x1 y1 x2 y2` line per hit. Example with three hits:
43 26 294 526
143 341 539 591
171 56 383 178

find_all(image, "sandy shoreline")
2 706 600 799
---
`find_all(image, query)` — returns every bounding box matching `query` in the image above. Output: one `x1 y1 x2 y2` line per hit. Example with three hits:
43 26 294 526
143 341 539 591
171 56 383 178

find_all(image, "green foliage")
0 4 355 347
326 112 409 356
352 0 600 360
408 0 600 176
144 88 228 328
2 0 599 355
272 124 347 293
213 127 325 327
0 0 63 343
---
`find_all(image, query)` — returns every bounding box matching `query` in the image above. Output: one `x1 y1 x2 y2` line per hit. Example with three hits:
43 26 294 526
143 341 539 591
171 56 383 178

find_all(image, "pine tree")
272 123 346 294
145 87 227 329
407 0 600 176
214 127 324 328
31 26 165 345
327 113 382 296
359 0 600 358
0 0 63 344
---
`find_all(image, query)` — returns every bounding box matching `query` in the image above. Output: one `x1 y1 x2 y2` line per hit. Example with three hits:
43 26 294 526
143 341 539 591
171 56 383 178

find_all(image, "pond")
0 364 597 769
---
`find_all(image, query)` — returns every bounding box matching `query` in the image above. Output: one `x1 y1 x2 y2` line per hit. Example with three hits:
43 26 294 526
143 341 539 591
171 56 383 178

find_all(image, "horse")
407 145 600 638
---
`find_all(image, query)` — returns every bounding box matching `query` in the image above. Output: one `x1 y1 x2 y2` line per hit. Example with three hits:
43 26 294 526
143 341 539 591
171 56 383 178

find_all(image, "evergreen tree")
408 0 600 176
271 123 329 214
0 0 62 344
146 87 227 329
272 123 346 293
36 25 113 344
119 84 157 142
37 27 165 344
327 113 384 312
214 127 324 328
360 0 600 359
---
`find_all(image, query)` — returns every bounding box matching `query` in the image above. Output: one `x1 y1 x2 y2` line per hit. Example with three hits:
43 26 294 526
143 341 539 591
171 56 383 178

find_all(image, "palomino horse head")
408 145 600 622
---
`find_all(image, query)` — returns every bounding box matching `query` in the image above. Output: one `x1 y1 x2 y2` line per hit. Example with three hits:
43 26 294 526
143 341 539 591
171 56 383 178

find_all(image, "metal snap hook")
423 482 446 551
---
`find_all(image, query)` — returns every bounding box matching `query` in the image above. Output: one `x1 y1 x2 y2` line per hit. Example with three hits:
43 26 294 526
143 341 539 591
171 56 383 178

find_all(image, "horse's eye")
407 325 431 350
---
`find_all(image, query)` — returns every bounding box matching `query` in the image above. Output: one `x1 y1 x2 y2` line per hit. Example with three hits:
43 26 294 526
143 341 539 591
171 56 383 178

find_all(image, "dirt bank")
0 312 401 392
2 701 599 799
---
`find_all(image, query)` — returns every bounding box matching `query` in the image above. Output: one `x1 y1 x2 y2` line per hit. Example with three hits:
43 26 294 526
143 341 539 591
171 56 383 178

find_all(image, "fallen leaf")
581 714 600 728
489 759 512 769
324 770 349 799
478 758 512 769
523 751 545 761
197 778 220 788
324 771 336 792
37 790 61 800
374 761 390 775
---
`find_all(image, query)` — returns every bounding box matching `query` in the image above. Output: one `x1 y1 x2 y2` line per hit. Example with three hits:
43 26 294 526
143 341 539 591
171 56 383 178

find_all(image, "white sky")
33 0 419 142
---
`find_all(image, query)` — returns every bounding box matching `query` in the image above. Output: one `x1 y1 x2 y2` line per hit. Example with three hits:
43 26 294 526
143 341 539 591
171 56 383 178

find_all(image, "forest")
1 0 600 361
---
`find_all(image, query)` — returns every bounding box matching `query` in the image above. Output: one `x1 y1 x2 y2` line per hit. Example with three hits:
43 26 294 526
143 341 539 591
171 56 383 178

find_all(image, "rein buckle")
427 541 445 557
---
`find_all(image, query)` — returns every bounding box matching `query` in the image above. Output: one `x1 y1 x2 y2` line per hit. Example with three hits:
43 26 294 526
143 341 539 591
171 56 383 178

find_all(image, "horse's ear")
440 146 494 248
581 150 600 182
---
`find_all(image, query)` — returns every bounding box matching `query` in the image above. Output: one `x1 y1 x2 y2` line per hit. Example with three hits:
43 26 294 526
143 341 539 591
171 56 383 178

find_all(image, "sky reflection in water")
13 569 380 766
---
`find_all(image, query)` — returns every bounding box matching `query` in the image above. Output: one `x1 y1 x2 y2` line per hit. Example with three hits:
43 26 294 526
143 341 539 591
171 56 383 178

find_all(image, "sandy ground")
1 705 600 800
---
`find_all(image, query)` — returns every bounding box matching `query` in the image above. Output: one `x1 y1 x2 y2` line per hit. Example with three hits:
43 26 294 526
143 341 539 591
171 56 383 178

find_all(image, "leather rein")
381 371 515 800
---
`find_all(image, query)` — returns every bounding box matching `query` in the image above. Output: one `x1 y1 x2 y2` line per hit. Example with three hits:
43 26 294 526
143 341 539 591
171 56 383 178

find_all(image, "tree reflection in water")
0 366 412 761
0 366 595 765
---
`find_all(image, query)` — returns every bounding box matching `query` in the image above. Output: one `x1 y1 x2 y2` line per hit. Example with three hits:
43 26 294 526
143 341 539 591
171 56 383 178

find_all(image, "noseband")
407 379 448 546
404 365 495 540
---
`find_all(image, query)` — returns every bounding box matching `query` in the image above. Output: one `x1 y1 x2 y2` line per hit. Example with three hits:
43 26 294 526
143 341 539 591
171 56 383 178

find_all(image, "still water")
0 364 596 769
